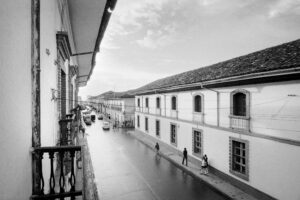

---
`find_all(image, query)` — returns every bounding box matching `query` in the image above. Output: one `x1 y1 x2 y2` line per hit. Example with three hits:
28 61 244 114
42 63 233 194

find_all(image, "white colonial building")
97 91 136 127
0 0 116 199
135 39 300 200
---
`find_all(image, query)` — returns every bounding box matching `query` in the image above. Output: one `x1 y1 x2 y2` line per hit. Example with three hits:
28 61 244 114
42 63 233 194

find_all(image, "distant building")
135 39 300 200
78 96 82 104
97 91 135 127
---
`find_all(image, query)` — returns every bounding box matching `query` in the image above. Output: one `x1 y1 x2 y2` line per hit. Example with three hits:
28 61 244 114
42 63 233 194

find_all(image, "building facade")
0 0 116 199
95 91 135 127
105 98 135 127
135 40 300 200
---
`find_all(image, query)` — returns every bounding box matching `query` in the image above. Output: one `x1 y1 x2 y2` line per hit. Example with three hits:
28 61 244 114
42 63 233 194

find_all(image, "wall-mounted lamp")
46 48 50 56
107 7 113 13
51 88 58 101
54 59 58 66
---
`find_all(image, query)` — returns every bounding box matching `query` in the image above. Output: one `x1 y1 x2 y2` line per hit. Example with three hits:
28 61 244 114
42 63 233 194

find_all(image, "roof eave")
87 0 118 84
136 67 300 95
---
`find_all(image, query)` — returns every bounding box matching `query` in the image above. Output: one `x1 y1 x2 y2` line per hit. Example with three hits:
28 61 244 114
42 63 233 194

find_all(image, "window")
145 98 149 108
156 97 160 109
230 90 250 130
137 98 140 107
145 117 148 131
60 70 66 119
193 129 202 156
156 120 160 136
171 96 177 110
170 124 177 145
137 115 140 128
194 95 202 113
229 137 249 181
231 90 249 117
233 93 246 116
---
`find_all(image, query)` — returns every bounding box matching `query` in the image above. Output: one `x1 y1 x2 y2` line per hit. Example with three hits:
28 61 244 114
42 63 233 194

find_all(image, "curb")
80 134 99 200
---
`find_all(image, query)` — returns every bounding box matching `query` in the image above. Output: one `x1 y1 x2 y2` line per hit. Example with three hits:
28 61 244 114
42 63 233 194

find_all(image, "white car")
102 122 110 130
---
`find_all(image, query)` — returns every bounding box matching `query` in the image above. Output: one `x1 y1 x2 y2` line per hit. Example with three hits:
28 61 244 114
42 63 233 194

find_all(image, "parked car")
102 122 110 130
91 114 96 122
98 114 103 120
84 115 92 125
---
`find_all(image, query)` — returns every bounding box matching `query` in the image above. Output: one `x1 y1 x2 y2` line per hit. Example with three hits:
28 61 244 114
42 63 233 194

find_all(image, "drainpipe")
201 84 220 127
141 96 143 112
164 95 166 116
216 92 220 127
31 0 41 195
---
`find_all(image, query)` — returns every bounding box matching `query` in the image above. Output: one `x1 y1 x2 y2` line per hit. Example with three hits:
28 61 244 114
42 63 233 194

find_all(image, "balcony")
193 112 204 124
144 107 149 113
229 115 250 131
170 110 178 119
136 107 141 112
31 110 86 199
155 108 161 116
31 145 82 199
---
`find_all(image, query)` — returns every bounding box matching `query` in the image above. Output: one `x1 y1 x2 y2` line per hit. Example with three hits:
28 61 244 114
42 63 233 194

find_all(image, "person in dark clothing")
201 154 209 174
182 148 188 166
155 142 160 154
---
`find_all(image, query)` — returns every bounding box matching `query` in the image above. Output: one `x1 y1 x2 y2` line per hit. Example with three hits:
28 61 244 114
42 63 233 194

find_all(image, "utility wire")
56 97 300 118
54 97 300 132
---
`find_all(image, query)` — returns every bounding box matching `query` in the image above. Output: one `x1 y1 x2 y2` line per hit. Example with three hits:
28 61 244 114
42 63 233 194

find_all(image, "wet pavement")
85 118 229 200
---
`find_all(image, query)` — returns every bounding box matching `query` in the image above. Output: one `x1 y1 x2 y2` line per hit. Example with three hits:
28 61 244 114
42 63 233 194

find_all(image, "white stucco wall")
39 1 64 192
124 98 135 114
40 0 60 147
0 1 32 199
137 80 300 141
104 98 135 124
135 80 300 200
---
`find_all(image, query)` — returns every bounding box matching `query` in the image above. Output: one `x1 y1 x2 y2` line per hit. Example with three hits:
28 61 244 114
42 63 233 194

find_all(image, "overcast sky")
79 0 300 100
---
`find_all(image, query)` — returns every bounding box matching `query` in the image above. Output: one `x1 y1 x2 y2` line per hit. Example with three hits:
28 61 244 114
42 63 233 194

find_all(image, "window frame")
137 98 140 107
155 119 160 137
229 137 249 181
192 128 203 157
230 89 250 119
145 97 149 108
193 93 204 113
171 95 177 111
170 123 177 146
145 117 148 132
137 115 140 128
156 97 161 109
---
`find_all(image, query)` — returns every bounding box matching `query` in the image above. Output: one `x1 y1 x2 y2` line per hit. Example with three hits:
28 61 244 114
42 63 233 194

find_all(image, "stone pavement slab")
127 130 258 200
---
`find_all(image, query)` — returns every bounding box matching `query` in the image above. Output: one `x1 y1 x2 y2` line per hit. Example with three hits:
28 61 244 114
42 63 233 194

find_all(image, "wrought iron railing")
229 115 250 131
144 107 149 113
31 146 82 200
193 112 204 124
170 110 178 119
155 108 161 115
31 110 84 199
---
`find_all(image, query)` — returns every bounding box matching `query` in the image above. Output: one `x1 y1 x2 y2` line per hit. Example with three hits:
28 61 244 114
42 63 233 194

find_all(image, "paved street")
84 116 228 200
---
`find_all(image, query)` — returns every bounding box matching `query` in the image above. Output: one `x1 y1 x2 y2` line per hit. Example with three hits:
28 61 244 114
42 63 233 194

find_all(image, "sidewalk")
127 129 258 200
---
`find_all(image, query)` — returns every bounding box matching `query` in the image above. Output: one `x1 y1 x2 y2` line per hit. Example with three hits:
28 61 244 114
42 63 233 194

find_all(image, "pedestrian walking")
182 148 188 166
201 154 209 175
155 142 160 154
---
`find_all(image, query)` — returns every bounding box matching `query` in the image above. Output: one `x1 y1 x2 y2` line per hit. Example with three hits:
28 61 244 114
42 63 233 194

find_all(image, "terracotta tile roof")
136 39 300 93
97 90 135 99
